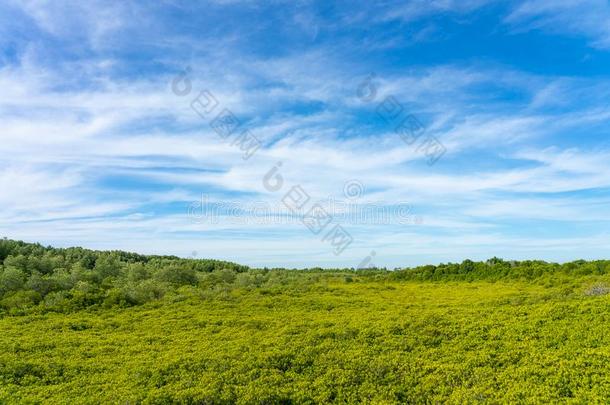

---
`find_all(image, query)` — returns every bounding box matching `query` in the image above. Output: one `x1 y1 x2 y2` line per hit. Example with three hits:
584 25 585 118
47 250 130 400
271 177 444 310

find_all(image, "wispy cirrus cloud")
1 1 610 267
505 0 610 49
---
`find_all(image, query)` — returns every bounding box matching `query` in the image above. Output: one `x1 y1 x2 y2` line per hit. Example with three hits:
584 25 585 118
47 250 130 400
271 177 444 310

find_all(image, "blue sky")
1 0 610 268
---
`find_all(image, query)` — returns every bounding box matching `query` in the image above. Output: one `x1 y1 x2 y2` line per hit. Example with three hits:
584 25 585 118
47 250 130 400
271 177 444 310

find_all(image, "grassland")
2 275 610 404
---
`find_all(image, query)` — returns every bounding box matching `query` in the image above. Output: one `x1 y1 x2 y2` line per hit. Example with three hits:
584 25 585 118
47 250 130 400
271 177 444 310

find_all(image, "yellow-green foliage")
1 278 610 404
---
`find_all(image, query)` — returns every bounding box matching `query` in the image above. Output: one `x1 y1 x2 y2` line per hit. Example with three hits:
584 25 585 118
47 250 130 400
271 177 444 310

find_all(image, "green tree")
0 267 26 295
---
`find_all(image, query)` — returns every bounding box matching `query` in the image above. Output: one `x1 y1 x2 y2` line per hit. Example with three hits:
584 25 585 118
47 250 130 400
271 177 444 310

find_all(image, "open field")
5 1 610 403
2 276 610 403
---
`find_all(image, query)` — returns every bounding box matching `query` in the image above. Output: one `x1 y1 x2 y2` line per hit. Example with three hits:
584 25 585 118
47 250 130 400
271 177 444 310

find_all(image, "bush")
584 283 610 296
154 266 198 286
103 288 133 308
126 279 168 304
43 291 72 311
1 290 41 311
199 269 237 288
25 272 57 297
94 254 122 279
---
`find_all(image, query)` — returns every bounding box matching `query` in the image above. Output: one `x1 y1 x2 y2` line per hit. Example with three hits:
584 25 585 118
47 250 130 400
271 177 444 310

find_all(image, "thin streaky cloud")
1 1 610 267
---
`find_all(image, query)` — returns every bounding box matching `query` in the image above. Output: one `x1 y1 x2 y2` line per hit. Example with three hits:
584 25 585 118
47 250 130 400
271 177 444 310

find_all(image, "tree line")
0 238 608 314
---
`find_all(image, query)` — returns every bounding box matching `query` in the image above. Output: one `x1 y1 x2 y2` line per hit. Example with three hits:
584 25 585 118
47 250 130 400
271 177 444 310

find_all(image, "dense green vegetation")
1 238 610 403
1 238 609 315
0 238 249 315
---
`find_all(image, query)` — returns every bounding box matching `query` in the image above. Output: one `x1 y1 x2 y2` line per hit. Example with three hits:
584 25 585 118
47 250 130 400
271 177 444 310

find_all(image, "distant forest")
0 238 607 314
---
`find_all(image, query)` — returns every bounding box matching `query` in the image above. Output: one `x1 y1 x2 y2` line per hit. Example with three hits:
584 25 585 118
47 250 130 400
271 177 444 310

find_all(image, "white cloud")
505 0 610 49
2 1 610 267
